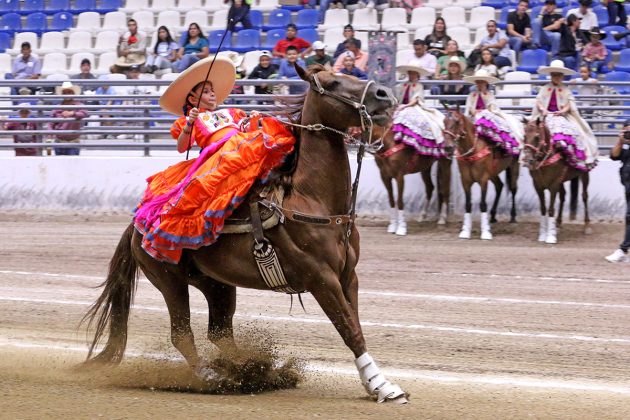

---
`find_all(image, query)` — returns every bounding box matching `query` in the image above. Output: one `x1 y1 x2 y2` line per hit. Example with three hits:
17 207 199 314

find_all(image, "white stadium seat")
242 50 264 76
95 51 117 74
468 6 495 30
37 32 65 54
66 31 93 54
119 0 149 13
448 26 471 49
205 0 231 12
395 49 415 67
72 12 102 34
323 28 344 53
0 53 12 74
93 31 120 54
6 32 38 55
40 53 68 76
149 0 175 12
408 7 436 31
397 31 411 50
132 10 156 33
414 26 433 42
183 10 210 31
102 11 127 33
319 9 349 31
473 26 487 46
381 8 409 31
208 9 229 31
351 8 378 31
171 0 202 12
67 52 95 75
251 0 279 12
354 30 368 48
47 73 69 81
455 0 481 8
440 7 466 28
156 10 181 30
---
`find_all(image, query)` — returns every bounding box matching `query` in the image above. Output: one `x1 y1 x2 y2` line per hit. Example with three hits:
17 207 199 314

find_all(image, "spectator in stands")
306 41 334 68
507 0 533 53
278 46 307 95
605 0 627 27
425 17 451 58
471 20 512 69
7 42 41 96
570 65 599 113
582 27 608 73
71 58 96 80
532 0 563 57
174 23 210 72
431 56 470 106
333 25 362 60
49 82 87 156
273 23 312 59
111 19 147 74
337 51 367 80
333 38 368 72
309 0 332 25
355 0 388 11
410 39 436 79
4 103 38 156
567 0 597 40
474 48 499 78
248 50 278 97
556 14 584 71
391 0 422 18
226 0 253 32
145 26 178 74
436 40 466 77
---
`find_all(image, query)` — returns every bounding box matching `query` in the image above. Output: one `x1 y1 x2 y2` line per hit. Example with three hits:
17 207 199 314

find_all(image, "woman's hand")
250 110 260 118
188 108 199 125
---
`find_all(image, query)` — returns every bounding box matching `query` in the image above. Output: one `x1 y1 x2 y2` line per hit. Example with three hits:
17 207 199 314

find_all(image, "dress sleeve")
170 116 187 139
229 108 247 124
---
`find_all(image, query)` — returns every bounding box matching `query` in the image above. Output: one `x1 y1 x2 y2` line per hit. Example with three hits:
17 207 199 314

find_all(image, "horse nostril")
375 88 390 101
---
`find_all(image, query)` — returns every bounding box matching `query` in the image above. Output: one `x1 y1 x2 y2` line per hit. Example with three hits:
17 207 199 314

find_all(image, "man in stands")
532 0 563 57
473 20 512 69
272 23 312 59
306 41 333 68
8 42 41 96
333 25 362 59
566 0 598 40
226 0 252 32
4 103 38 156
507 0 533 53
248 50 278 98
111 19 147 74
71 58 96 80
333 38 368 72
410 39 436 79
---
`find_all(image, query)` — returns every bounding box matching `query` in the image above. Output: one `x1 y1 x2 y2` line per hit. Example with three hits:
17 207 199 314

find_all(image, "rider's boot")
480 212 493 240
538 215 548 242
545 216 558 244
459 212 472 239
395 210 407 236
387 207 397 234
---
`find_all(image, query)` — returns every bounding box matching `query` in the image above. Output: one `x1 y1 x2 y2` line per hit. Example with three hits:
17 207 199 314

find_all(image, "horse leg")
507 161 519 223
380 173 397 234
489 175 503 224
418 170 433 223
395 174 407 236
546 186 559 244
480 177 493 240
459 178 473 239
569 177 579 221
191 278 237 353
308 271 406 403
582 173 592 235
557 183 566 227
436 158 451 225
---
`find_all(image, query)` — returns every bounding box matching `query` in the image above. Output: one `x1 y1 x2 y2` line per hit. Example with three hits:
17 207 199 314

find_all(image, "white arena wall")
0 155 626 221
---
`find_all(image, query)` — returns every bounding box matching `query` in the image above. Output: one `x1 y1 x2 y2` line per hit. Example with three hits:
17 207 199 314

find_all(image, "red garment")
273 37 311 56
475 94 485 110
128 34 138 45
548 88 559 112
402 84 411 104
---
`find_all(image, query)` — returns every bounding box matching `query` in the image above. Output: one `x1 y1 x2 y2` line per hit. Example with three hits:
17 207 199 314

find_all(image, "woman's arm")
176 108 198 153
197 42 209 59
176 47 184 59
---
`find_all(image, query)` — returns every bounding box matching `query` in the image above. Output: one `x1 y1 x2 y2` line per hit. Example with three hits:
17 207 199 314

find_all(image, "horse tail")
80 223 138 366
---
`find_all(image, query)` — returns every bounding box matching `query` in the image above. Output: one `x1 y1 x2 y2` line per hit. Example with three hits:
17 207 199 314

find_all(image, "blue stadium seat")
554 0 566 7
208 30 232 52
593 5 608 27
481 0 504 8
0 12 21 33
603 26 627 50
595 48 614 74
497 7 513 30
296 9 319 29
0 32 11 52
0 0 19 12
46 0 70 14
23 12 48 35
96 0 122 13
74 0 96 13
232 29 261 53
234 10 263 31
280 3 303 11
516 49 548 72
614 49 630 73
19 0 45 15
604 71 630 94
262 9 292 31
297 28 318 44
50 11 74 31
263 28 285 49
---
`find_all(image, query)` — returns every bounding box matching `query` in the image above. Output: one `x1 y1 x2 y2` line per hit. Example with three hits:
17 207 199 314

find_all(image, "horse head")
442 105 470 152
295 64 396 144
522 117 549 167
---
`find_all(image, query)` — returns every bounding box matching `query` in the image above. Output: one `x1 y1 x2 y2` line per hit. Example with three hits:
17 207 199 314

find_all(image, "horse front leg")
380 173 397 234
534 181 548 242
582 173 592 235
395 174 407 236
479 177 493 240
507 160 520 223
569 177 579 221
546 186 560 244
191 278 237 353
489 175 504 224
557 183 566 227
459 176 473 239
437 158 452 225
308 269 407 403
418 170 434 223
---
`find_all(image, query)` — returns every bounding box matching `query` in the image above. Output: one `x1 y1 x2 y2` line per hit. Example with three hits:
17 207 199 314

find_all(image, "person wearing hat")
605 119 630 263
4 103 38 156
463 69 523 158
337 51 367 80
49 82 87 156
391 60 447 159
582 27 608 73
247 51 278 98
305 41 333 69
435 40 467 77
532 60 599 171
532 0 563 57
70 58 96 80
133 56 295 264
431 55 469 107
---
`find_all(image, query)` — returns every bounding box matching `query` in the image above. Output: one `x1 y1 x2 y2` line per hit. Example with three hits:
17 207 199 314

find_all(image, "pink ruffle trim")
475 117 520 157
391 124 450 159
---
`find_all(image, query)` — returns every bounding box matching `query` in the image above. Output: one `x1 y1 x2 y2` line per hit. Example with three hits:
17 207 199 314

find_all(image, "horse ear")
455 103 461 113
536 117 540 124
441 101 450 112
294 61 308 82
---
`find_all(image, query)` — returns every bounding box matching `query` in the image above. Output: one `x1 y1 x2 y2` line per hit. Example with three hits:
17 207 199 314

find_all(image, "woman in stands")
532 60 599 171
146 26 179 74
173 23 210 72
463 69 523 156
133 56 295 264
435 40 466 77
390 60 448 158
474 48 499 79
425 17 451 58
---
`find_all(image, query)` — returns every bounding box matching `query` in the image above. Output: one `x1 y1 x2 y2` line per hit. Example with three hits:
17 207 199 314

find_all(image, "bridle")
443 112 477 159
524 118 555 168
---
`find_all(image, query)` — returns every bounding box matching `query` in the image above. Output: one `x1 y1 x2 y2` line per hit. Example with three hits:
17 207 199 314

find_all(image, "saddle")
222 183 285 235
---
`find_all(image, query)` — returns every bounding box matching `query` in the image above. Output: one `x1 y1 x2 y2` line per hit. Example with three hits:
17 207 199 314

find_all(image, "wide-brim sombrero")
159 56 236 115
396 60 431 77
537 59 576 76
463 69 500 85
55 81 82 95
444 55 467 73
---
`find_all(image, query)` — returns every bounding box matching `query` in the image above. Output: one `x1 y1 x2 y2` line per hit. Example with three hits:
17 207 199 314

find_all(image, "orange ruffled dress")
134 108 295 264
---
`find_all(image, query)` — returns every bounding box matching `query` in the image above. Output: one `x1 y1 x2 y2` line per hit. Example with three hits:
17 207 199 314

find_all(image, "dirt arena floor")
1 211 629 419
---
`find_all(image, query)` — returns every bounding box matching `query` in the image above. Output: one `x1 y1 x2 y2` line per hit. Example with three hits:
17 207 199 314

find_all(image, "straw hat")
159 55 235 115
588 26 606 40
463 69 500 85
396 59 431 77
537 59 576 76
55 81 81 95
445 56 466 73
219 51 244 69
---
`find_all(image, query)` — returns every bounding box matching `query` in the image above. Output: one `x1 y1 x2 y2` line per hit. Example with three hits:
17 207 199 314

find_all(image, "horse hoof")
584 226 593 235
490 217 498 224
458 230 471 239
480 231 493 240
376 383 407 404
387 222 397 234
509 218 517 224
545 236 557 244
437 218 447 225
395 225 407 236
416 213 426 223
194 361 219 382
538 235 546 242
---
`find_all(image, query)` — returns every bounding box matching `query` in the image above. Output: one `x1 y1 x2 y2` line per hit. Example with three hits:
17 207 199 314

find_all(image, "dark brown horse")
82 67 408 403
374 130 452 236
522 118 591 244
443 107 520 240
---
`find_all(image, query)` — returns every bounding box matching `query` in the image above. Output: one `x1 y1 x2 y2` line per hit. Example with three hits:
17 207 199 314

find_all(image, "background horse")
375 130 452 236
443 107 520 240
81 67 408 403
523 118 591 244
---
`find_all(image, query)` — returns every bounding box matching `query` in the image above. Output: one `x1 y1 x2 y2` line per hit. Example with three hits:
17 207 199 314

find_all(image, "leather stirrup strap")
250 201 265 244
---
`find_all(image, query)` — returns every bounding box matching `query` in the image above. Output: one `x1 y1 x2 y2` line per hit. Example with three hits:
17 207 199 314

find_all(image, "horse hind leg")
507 161 519 223
395 174 407 236
436 158 451 225
480 178 493 240
489 175 503 224
417 170 434 223
569 177 579 221
582 173 592 235
380 173 398 234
